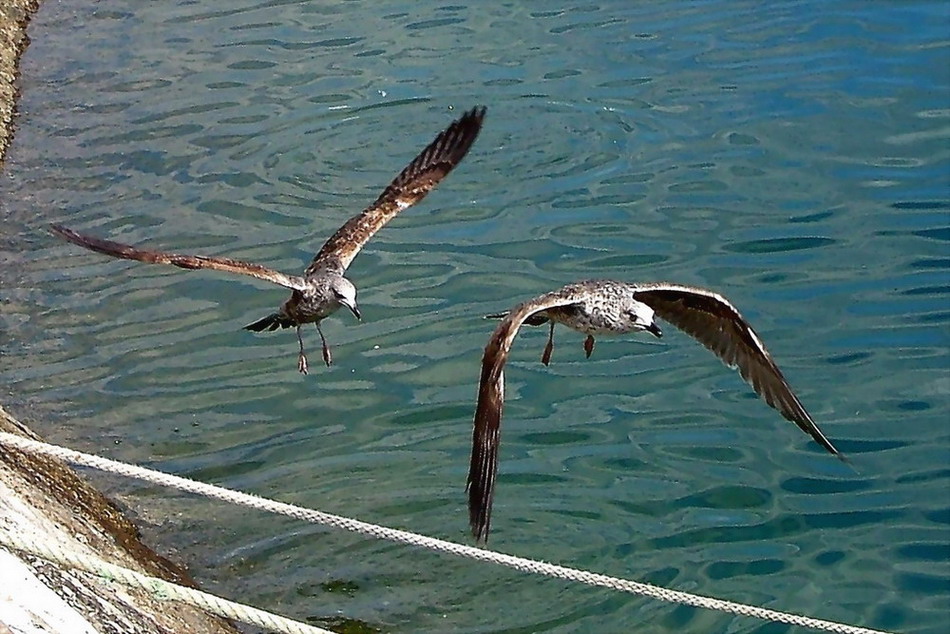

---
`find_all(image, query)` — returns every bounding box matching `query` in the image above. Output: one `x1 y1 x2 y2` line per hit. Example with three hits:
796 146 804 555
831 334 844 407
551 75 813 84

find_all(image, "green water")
1 1 947 632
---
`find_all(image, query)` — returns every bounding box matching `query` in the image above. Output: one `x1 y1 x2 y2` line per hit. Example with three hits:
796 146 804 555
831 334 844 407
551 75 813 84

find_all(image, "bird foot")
584 335 595 359
541 339 553 366
322 343 332 367
298 353 309 375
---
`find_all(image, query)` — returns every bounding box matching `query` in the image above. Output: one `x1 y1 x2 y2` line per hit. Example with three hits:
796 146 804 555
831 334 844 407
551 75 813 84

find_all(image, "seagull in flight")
52 106 486 373
468 279 843 541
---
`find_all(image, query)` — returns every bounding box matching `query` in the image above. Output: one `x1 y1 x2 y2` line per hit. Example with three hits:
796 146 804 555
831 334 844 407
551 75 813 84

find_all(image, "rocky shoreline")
0 4 238 632
0 0 38 166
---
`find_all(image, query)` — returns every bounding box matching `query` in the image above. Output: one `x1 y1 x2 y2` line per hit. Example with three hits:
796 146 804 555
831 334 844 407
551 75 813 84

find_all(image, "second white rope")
0 530 335 634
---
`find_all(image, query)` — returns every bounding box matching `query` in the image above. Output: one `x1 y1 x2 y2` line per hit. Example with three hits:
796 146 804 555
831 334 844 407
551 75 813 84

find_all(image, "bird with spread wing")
468 279 843 541
52 106 486 373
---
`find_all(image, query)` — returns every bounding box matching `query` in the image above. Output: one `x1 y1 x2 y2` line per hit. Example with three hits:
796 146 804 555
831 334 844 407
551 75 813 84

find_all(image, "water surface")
1 1 947 632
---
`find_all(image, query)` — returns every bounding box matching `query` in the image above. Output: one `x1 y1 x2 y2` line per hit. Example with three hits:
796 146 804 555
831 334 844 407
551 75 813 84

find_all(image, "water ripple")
1 1 947 632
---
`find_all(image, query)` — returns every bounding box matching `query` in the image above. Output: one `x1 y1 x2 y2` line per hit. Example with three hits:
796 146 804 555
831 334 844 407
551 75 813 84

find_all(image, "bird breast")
549 300 631 336
283 288 338 324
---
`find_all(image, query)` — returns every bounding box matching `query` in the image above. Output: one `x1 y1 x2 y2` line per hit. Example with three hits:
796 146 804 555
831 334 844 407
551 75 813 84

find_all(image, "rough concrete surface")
0 408 241 633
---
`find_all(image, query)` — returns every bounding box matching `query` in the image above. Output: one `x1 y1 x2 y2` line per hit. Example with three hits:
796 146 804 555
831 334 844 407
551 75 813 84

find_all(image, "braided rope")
0 530 335 634
0 431 890 634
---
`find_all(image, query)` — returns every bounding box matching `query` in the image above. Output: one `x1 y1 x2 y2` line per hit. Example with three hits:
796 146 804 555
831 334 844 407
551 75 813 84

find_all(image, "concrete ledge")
0 407 241 633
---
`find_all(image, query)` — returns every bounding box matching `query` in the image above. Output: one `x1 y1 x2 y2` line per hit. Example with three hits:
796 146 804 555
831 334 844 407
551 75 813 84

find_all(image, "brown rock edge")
0 4 239 632
0 408 241 633
0 0 38 165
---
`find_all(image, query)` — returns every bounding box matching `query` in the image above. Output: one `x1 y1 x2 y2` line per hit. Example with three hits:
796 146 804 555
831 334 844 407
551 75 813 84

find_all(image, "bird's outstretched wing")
309 106 486 274
632 283 841 457
50 224 305 290
468 288 585 542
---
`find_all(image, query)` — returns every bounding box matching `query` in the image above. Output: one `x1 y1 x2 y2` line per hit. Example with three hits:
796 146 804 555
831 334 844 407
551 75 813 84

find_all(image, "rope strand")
0 431 890 634
0 531 335 634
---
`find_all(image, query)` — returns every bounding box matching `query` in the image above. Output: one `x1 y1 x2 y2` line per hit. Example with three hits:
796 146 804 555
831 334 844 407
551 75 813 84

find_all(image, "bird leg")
317 323 332 367
541 322 555 366
296 326 309 375
584 335 595 359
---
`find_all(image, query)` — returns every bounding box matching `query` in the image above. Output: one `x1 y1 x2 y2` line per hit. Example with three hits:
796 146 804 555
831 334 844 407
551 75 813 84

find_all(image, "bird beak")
348 303 362 321
646 322 662 338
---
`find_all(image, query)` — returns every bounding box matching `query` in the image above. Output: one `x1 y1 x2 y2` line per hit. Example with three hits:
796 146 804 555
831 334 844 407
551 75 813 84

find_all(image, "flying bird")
468 279 842 541
51 106 486 373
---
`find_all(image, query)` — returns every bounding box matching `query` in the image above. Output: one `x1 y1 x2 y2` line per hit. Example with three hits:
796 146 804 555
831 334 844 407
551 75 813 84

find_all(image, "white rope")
0 431 890 634
0 530 335 634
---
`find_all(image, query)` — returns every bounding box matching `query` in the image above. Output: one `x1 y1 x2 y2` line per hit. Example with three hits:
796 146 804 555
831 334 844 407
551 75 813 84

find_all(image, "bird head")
626 301 661 338
331 277 361 321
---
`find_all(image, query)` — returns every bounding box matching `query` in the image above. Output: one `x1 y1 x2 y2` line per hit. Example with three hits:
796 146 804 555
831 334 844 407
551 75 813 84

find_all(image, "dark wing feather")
309 106 486 274
633 284 841 457
50 224 304 290
484 309 549 326
468 290 585 542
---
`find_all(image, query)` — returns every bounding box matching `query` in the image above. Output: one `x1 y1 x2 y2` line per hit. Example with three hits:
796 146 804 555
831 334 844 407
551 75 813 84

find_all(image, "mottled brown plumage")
52 106 486 373
48 226 304 289
468 279 841 541
310 108 485 273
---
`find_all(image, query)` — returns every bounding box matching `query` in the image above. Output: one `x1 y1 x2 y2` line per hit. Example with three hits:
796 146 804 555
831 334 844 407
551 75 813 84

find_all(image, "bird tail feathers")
244 313 294 332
